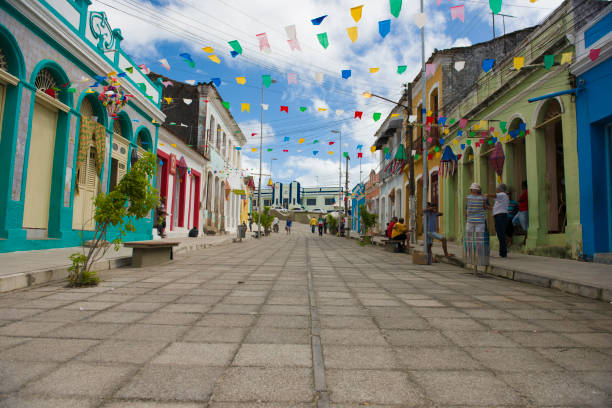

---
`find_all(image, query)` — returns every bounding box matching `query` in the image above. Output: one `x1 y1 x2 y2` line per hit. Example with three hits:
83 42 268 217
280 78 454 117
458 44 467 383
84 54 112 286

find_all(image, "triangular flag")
288 39 302 51
230 51 239 58
158 58 170 71
370 145 376 153
251 148 257 152
450 5 465 22
329 151 334 155
281 106 288 113
236 77 246 85
256 33 271 53
313 151 319 155
299 138 305 144
351 5 363 22
513 56 525 71
300 107 307 112
341 69 352 79
482 59 495 72
459 118 468 128
162 81 173 87
369 67 380 73
397 65 407 74
414 13 427 28
228 40 243 54
379 20 391 38
285 25 297 40
311 15 327 25
343 152 349 158
390 0 402 18
183 98 192 105
454 61 465 71
373 113 381 121
202 46 213 53
314 72 324 83
267 148 273 152
489 0 502 14
287 73 298 84
252 132 257 136
357 152 363 158
241 103 250 112
283 137 290 142
335 109 344 115
208 55 221 64
313 140 319 144
211 78 221 86
261 104 269 110
222 101 230 110
329 141 335 145
560 52 573 65
347 26 358 43
589 48 601 62
164 97 172 104
318 107 327 112
355 111 363 119
185 80 195 85
125 67 134 74
262 75 271 88
544 54 555 70
317 33 329 49
500 121 507 133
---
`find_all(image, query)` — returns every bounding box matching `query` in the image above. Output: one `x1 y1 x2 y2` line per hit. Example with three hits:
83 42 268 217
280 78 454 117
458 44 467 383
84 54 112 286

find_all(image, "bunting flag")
262 104 269 110
489 0 502 14
262 75 271 88
158 58 170 71
236 77 246 85
300 107 307 112
514 56 525 71
281 106 288 113
355 111 363 119
314 72 324 83
379 19 391 38
482 59 495 72
589 48 601 62
185 80 195 85
125 67 134 74
459 118 468 128
284 137 290 142
228 40 243 54
351 5 363 22
164 97 172 104
313 151 319 155
285 25 297 40
288 39 301 51
208 55 221 64
369 67 380 73
357 152 363 158
329 141 335 145
313 140 319 144
311 15 327 25
235 146 241 150
450 5 465 22
426 63 436 77
241 103 250 112
283 149 289 152
373 112 381 121
318 107 327 112
287 73 298 84
544 54 555 70
256 33 271 53
211 78 221 86
179 53 195 68
298 138 305 144
370 145 376 153
230 51 239 58
336 109 344 115
455 61 465 71
328 151 334 155
390 0 402 17
397 65 407 74
138 64 150 74
317 33 329 49
252 132 258 136
202 46 214 53
222 101 230 110
183 99 192 105
560 52 573 64
414 13 427 28
347 26 358 43
162 81 173 87
341 69 352 79
251 148 257 152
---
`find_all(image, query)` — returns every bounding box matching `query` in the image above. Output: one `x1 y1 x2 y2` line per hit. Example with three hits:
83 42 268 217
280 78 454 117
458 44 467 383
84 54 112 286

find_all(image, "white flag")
183 98 192 105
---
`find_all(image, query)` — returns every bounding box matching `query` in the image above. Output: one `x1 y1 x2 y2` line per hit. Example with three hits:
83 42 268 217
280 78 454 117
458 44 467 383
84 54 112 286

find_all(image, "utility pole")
405 82 416 244
345 153 350 238
491 12 496 39
420 0 430 264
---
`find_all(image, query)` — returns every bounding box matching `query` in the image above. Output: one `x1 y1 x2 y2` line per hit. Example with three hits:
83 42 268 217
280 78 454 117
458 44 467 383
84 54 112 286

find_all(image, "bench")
124 241 180 267
380 239 405 253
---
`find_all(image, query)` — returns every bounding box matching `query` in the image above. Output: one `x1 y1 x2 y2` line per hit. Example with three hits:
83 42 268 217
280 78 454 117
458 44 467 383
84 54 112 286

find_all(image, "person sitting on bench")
391 217 409 251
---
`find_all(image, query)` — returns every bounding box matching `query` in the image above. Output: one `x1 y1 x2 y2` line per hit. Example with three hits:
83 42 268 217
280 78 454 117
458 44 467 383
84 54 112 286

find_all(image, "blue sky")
92 0 563 188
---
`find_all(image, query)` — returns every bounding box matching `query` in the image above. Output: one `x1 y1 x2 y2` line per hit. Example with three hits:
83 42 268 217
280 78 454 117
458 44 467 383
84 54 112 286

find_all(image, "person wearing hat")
465 183 489 233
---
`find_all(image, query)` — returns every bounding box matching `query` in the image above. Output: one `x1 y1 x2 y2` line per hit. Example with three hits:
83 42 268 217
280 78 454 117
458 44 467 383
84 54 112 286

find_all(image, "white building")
254 181 343 212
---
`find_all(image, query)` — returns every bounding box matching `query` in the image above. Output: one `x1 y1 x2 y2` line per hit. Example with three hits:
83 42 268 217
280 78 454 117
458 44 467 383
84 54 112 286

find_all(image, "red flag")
283 149 288 152
251 132 257 136
426 116 434 125
357 152 363 158
280 106 288 113
354 111 363 119
329 141 335 145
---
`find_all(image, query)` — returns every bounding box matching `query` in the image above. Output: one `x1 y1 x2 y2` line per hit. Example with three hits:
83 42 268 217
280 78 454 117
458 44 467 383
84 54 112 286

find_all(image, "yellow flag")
494 131 500 137
208 54 221 64
159 143 165 146
370 145 376 153
328 151 334 155
435 152 441 159
474 124 480 131
479 120 487 129
171 143 177 147
560 52 573 65
299 138 305 144
236 77 246 85
350 5 363 22
427 110 432 116
241 103 250 112
452 139 458 145
318 107 327 112
85 88 95 94
347 26 358 43
444 128 449 135
513 56 525 71
251 148 257 152
391 113 399 117
164 97 173 104
107 71 117 76
369 67 380 73
202 46 214 53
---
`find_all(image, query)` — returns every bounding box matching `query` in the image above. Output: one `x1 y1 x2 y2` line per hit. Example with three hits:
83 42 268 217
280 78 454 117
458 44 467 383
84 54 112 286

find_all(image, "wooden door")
23 102 57 229
72 147 100 231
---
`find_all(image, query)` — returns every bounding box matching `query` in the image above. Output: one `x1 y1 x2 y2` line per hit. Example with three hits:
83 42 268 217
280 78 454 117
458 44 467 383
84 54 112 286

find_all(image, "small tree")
69 152 159 286
359 204 377 244
252 206 274 235
326 214 338 235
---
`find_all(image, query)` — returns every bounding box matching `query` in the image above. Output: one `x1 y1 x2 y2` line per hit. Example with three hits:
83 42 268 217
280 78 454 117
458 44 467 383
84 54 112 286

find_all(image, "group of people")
466 180 528 258
310 216 328 236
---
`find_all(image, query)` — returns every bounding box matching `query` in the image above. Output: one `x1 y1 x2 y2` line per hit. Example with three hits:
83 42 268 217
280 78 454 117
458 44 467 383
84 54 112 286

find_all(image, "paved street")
0 224 611 408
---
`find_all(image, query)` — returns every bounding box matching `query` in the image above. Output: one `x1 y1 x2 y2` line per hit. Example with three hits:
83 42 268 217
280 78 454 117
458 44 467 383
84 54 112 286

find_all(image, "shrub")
359 204 378 237
252 206 275 234
326 214 338 235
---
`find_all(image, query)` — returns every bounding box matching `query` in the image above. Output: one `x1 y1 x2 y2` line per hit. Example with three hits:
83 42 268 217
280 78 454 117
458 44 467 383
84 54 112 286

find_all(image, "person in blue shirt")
285 218 292 234
425 202 449 257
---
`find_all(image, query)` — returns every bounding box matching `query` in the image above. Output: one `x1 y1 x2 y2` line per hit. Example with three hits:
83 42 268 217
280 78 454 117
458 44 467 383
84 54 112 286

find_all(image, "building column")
526 121 549 249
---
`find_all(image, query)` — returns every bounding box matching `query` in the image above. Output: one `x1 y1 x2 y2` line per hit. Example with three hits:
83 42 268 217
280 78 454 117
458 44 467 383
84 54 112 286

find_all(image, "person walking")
155 197 168 238
310 217 317 233
424 202 448 257
323 217 328 234
490 183 509 258
248 216 253 232
506 190 519 247
465 183 488 232
318 216 324 236
285 218 292 234
512 180 529 246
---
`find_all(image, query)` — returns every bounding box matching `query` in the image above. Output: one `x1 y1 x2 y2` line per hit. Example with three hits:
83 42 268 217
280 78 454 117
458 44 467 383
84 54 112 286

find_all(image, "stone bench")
380 239 405 253
124 241 180 267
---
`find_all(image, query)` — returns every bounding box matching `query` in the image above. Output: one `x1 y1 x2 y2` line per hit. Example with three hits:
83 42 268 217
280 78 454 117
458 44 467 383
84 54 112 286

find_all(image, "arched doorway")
72 94 105 231
23 65 71 231
109 112 130 192
536 99 566 233
506 118 527 198
206 171 213 227
480 143 496 235
416 176 423 234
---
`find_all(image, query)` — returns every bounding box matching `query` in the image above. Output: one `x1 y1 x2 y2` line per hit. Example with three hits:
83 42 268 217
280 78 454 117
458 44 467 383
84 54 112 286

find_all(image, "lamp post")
257 79 276 237
269 157 277 204
331 130 342 224
419 0 429 264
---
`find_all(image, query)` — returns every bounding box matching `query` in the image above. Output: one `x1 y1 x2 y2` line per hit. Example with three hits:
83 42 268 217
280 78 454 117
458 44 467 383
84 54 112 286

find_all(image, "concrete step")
593 253 612 265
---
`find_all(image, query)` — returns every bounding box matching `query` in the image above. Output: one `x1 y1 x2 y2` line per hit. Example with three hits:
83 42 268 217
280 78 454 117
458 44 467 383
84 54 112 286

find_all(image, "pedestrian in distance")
310 217 317 233
272 216 279 233
318 216 324 236
424 202 448 257
323 217 328 234
248 216 253 232
487 183 510 258
155 197 168 238
506 190 519 247
465 183 489 233
512 180 529 246
285 218 292 234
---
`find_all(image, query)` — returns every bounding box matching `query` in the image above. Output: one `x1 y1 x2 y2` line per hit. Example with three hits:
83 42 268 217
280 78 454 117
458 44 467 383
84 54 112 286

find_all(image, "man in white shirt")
490 183 509 258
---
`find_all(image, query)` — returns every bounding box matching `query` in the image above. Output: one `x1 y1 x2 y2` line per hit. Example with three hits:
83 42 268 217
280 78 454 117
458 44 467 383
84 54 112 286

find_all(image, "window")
35 69 57 98
264 199 271 206
325 197 334 205
306 198 316 206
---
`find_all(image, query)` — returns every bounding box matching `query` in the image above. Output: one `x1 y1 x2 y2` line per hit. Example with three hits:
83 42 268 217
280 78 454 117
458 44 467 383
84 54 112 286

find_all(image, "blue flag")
378 20 391 38
211 77 221 86
311 15 327 25
482 59 495 72
341 69 352 79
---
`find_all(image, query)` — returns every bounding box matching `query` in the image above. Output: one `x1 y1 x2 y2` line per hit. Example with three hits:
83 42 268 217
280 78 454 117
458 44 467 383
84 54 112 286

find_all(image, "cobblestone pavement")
0 224 611 407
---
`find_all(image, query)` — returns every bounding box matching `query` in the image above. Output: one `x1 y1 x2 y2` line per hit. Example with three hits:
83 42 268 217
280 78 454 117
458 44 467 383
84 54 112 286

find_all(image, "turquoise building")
350 183 365 234
0 0 164 253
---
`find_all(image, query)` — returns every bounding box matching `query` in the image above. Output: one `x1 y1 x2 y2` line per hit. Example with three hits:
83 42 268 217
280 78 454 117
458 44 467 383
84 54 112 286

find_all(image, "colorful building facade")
0 0 163 253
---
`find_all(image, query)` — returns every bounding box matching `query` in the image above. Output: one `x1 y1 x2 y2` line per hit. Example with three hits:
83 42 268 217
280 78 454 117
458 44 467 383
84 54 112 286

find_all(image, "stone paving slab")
0 223 610 407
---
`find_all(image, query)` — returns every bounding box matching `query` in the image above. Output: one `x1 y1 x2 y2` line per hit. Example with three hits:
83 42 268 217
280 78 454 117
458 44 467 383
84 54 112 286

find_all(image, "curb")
0 237 238 293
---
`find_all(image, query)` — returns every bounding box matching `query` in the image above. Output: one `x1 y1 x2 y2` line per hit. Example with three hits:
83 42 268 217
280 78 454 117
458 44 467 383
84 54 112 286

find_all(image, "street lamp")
331 129 342 222
257 79 276 237
269 157 277 204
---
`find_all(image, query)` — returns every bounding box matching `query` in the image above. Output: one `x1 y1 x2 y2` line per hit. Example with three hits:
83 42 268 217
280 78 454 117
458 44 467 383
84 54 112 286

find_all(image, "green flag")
137 83 146 92
228 40 242 54
300 107 307 112
466 139 472 145
313 140 319 144
544 54 554 70
449 118 456 125
383 146 390 154
317 32 329 49
125 67 133 74
343 152 349 158
397 65 407 74
489 0 502 14
262 75 271 88
500 121 507 133
222 101 230 110
390 0 402 18
267 148 273 152
394 144 407 160
373 112 381 121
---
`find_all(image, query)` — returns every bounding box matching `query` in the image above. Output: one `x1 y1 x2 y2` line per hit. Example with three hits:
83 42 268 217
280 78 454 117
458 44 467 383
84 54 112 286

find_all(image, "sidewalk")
0 234 242 292
369 236 612 302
